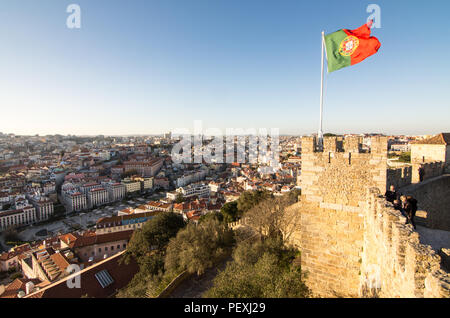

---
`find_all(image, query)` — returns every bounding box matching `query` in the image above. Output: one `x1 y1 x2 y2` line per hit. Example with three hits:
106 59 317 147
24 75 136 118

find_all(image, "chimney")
25 281 35 295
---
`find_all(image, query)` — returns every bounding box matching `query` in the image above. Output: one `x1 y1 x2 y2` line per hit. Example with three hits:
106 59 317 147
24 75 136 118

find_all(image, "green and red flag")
324 21 381 72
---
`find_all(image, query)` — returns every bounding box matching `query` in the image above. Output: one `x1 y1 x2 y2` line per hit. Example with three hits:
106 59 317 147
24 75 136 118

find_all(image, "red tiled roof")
50 252 70 273
61 231 134 249
0 278 41 298
411 133 450 145
90 187 106 192
26 252 139 298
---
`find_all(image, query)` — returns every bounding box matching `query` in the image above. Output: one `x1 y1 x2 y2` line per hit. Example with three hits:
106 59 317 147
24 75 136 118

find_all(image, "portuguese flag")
324 21 381 72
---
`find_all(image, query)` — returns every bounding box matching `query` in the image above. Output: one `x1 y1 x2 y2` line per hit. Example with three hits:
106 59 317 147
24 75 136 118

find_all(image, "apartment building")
59 230 133 263
21 246 72 283
141 177 153 191
64 191 88 213
104 182 126 202
79 182 102 195
87 188 109 209
95 211 161 234
145 201 172 212
175 168 208 188
123 158 163 177
0 206 37 231
28 196 54 221
176 182 210 198
208 181 220 193
42 181 56 194
121 178 141 194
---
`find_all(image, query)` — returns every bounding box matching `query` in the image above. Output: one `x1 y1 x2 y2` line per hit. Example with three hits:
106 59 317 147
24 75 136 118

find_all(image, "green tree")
398 151 411 163
125 212 185 260
199 211 224 223
205 237 309 298
117 254 165 298
164 218 234 276
236 190 273 214
286 189 301 204
119 213 185 298
220 201 238 223
244 195 300 241
174 193 184 203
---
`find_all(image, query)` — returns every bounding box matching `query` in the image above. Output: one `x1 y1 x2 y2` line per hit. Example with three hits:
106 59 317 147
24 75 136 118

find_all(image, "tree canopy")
118 215 234 297
174 193 184 203
236 190 273 214
205 236 309 298
220 201 239 223
165 218 234 276
125 212 185 261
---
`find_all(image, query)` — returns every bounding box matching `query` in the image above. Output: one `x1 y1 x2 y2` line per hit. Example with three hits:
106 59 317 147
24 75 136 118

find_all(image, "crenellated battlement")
302 135 388 155
387 166 412 189
300 136 388 204
412 161 446 183
386 161 446 189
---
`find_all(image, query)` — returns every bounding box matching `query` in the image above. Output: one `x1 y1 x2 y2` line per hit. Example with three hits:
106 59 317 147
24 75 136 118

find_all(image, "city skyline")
1 0 449 136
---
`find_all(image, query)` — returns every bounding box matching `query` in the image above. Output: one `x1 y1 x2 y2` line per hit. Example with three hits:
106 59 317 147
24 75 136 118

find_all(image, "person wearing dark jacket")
385 185 398 203
400 195 418 229
393 199 402 211
419 166 425 182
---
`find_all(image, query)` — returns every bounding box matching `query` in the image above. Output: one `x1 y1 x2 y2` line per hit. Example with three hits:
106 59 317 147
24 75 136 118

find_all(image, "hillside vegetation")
117 189 309 298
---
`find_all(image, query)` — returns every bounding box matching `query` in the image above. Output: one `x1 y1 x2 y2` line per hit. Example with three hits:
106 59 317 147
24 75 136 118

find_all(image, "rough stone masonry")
288 136 450 298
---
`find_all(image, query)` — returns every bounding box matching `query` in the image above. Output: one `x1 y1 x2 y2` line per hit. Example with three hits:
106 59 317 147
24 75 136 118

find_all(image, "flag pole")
318 31 325 150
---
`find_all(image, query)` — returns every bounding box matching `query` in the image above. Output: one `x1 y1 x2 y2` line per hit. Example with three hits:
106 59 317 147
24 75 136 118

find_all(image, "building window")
99 248 102 252
117 244 120 249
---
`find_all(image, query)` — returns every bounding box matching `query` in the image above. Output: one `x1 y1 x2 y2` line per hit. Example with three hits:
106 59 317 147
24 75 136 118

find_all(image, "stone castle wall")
400 175 450 231
386 161 445 190
289 136 449 298
360 188 449 297
387 166 412 190
411 161 445 183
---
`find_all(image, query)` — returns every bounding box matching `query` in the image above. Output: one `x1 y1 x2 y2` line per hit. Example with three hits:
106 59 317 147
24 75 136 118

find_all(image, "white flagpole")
318 31 325 150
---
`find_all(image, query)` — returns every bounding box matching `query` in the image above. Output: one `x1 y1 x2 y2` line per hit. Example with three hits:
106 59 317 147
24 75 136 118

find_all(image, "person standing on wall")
400 195 418 229
419 166 425 182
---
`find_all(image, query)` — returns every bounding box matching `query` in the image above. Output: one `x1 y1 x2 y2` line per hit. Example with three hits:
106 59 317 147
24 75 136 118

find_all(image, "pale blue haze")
0 0 449 135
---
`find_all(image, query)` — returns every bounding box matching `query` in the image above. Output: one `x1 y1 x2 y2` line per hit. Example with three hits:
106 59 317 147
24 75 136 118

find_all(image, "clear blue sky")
0 0 449 136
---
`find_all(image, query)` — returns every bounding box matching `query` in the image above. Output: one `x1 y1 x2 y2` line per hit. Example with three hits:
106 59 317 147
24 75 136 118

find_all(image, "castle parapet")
360 188 450 297
411 161 446 183
302 136 387 155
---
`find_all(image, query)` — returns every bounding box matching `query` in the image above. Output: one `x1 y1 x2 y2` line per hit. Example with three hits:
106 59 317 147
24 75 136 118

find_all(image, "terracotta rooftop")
60 230 134 248
411 133 450 145
0 278 41 298
25 251 139 298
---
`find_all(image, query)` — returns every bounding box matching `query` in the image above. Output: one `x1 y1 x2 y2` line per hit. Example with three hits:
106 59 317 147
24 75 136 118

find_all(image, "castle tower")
294 135 388 297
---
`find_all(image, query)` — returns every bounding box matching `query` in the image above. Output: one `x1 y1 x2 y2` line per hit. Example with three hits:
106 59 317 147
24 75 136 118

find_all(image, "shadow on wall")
400 175 450 231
